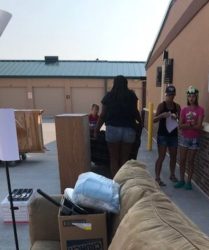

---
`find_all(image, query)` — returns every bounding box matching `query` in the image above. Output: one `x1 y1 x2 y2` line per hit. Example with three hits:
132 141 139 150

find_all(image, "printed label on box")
66 238 103 250
63 219 92 230
63 219 86 227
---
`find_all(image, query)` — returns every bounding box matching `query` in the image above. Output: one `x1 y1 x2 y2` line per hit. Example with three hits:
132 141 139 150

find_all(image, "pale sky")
0 0 171 61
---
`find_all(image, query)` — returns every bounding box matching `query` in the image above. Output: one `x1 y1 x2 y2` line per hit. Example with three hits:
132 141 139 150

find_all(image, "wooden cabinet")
55 114 91 192
15 110 44 153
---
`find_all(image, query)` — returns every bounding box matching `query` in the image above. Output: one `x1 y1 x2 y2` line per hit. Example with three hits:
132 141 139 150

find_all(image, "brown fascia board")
146 0 209 70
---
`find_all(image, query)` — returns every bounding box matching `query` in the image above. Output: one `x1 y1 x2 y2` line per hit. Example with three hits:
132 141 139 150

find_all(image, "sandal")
155 179 166 187
170 175 178 182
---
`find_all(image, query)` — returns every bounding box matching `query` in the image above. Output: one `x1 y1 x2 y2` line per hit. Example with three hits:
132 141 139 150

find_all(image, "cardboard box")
58 210 107 250
0 189 35 223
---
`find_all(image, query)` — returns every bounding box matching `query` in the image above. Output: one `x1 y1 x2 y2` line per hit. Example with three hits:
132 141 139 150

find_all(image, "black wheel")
21 153 27 160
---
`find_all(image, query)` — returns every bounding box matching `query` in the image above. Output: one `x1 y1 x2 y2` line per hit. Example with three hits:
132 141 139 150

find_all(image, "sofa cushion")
29 195 61 245
109 192 209 250
31 240 60 250
111 160 160 236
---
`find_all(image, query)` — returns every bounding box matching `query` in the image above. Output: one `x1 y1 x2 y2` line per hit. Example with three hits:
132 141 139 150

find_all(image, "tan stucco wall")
69 79 105 113
0 77 144 116
147 2 209 121
153 0 192 55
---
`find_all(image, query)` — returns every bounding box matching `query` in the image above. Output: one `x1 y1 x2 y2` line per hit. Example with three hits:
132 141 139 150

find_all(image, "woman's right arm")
135 110 142 124
94 104 106 138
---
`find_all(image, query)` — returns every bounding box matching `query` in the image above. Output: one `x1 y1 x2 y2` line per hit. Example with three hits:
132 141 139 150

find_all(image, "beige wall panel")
128 79 142 90
129 79 143 111
0 87 27 109
167 3 209 120
147 3 209 121
69 78 104 88
28 78 67 87
33 87 65 116
153 0 192 54
71 87 104 113
0 78 28 87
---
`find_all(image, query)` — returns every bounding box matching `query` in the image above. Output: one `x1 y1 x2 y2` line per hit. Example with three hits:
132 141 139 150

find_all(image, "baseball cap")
165 85 176 96
187 85 199 95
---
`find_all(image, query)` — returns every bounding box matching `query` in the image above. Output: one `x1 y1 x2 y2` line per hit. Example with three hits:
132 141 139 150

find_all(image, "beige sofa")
29 160 209 250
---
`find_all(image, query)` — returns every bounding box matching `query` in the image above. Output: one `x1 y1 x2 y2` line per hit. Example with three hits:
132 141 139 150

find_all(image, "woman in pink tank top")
175 86 204 190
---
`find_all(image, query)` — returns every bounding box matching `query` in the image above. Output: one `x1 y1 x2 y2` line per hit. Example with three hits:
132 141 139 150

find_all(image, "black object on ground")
7 188 33 201
37 189 89 215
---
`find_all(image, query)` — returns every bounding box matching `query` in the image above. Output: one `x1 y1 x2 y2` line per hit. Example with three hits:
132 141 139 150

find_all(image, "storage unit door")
0 87 27 109
71 87 104 113
33 87 65 117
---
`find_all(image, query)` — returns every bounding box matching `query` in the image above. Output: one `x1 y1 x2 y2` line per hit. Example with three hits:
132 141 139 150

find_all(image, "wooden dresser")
55 114 91 192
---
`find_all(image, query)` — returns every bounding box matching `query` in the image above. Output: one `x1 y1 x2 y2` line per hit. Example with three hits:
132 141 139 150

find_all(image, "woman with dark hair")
94 75 141 178
175 86 204 190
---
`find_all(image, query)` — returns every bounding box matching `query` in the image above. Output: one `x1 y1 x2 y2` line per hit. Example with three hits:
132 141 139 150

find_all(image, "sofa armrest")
29 195 62 246
109 192 209 250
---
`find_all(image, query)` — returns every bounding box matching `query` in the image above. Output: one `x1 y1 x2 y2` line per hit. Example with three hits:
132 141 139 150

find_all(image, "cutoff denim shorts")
105 125 136 143
179 136 200 150
157 135 178 147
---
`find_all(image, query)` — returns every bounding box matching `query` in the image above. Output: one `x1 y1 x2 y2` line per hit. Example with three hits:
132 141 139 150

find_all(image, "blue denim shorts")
157 135 178 147
105 126 136 143
179 136 200 150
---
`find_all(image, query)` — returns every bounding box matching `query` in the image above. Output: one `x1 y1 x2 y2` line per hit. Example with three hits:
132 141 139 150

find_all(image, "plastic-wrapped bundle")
72 172 120 213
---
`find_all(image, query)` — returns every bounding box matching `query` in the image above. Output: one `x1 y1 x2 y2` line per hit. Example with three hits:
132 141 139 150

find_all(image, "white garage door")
0 87 27 109
71 87 104 113
33 87 65 116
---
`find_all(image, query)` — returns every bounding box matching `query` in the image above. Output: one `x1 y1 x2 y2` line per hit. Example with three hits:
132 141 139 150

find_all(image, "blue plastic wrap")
72 172 120 213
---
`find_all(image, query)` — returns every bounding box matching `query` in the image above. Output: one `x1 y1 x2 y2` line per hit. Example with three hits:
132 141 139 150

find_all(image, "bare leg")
107 142 120 178
168 146 177 178
120 142 134 166
155 145 167 181
187 149 197 182
179 146 188 181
